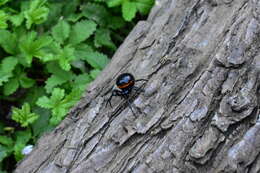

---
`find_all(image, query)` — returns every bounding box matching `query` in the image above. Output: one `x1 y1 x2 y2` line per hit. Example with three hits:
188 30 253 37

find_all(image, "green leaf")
90 69 101 79
19 73 35 88
9 13 24 27
15 130 31 145
12 103 39 127
0 145 9 162
107 0 123 7
14 129 31 161
62 0 79 17
122 1 137 21
0 136 13 146
74 44 93 60
31 107 52 137
1 57 18 73
83 51 109 69
107 16 125 29
46 62 74 79
37 88 81 125
14 143 24 161
45 75 68 93
66 13 83 22
135 0 154 15
0 11 8 29
81 3 110 26
0 30 17 54
0 57 18 86
69 20 97 45
19 32 53 65
94 28 116 50
24 0 49 29
51 20 70 44
50 88 65 104
3 77 19 96
36 96 52 109
21 87 45 107
57 45 75 71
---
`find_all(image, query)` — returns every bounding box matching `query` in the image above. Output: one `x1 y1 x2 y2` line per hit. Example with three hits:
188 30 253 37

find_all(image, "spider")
105 73 147 114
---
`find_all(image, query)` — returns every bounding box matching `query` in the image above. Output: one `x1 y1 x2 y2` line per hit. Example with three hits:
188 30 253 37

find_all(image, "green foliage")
37 88 81 125
69 20 97 45
107 0 154 21
51 20 70 44
0 0 154 171
12 103 39 127
24 0 49 29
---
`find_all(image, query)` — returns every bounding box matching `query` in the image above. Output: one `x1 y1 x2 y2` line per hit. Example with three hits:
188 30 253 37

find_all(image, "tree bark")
15 0 260 172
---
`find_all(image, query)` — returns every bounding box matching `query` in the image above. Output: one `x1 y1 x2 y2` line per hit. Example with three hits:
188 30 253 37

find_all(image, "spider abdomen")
116 73 135 91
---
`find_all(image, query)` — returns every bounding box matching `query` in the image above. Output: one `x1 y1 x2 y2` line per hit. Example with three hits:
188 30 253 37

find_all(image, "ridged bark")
15 0 260 172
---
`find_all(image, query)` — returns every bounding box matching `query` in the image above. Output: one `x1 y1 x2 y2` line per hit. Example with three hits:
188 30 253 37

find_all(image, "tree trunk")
15 0 260 172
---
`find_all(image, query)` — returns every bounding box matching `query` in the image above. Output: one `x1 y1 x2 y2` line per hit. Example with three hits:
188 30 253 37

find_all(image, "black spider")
105 73 147 114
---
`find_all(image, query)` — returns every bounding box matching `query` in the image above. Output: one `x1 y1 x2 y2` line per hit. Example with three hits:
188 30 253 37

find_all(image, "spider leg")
135 79 148 82
133 86 145 93
122 95 137 117
105 90 116 108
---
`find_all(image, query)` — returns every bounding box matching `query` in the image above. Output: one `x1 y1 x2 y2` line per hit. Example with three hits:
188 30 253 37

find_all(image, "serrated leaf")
84 51 109 69
94 28 116 50
3 77 19 96
24 0 49 29
122 1 137 21
57 45 75 71
69 20 97 45
74 44 93 60
51 20 70 44
19 32 53 65
50 88 65 104
0 11 8 29
9 13 24 27
0 30 17 54
37 88 80 125
0 136 13 146
107 0 123 7
46 62 74 79
19 73 35 88
45 75 68 93
36 96 52 109
12 103 39 127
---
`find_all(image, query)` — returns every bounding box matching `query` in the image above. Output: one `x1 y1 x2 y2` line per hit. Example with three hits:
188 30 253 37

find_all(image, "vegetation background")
0 0 154 172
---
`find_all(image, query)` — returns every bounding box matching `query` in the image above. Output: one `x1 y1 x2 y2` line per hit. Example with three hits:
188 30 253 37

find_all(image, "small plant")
0 0 154 171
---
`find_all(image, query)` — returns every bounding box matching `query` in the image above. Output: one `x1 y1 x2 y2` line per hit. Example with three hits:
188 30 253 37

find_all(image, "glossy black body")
105 73 147 115
116 73 135 95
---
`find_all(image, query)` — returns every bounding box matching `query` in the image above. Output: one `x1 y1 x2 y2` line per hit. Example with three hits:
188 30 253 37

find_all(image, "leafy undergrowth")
0 0 154 172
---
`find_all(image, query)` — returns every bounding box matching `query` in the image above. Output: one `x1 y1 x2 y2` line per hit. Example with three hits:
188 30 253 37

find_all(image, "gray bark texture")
15 0 260 172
